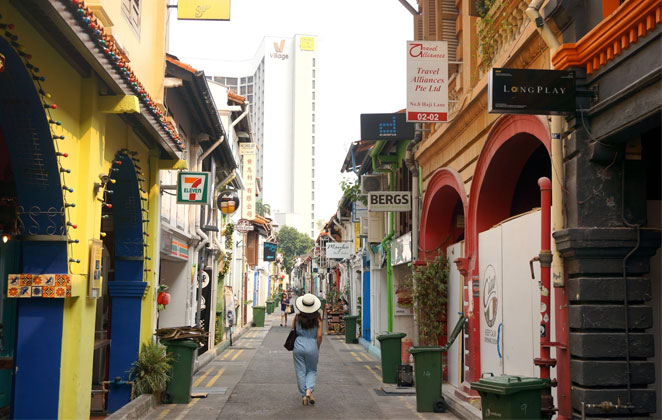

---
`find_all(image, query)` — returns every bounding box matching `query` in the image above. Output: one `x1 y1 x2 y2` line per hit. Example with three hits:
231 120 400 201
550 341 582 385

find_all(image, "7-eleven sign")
177 172 211 204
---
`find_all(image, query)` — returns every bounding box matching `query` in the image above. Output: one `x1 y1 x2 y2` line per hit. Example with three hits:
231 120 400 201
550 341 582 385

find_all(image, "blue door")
362 271 371 341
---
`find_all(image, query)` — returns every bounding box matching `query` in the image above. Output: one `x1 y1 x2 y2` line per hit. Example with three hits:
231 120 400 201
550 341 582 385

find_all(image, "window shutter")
440 0 458 62
423 0 438 40
414 13 424 41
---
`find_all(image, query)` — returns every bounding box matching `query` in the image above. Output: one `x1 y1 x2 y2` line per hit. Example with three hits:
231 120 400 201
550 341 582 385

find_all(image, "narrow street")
146 311 458 420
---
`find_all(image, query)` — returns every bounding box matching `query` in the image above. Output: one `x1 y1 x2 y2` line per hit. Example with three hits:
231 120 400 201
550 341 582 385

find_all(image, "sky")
167 0 413 223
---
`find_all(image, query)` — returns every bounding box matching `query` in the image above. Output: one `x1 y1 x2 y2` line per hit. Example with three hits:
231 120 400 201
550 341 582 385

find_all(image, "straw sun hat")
295 293 321 313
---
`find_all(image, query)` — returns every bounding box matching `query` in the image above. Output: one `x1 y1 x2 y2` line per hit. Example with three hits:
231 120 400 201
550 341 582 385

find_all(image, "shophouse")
158 54 238 357
409 0 659 418
0 1 182 417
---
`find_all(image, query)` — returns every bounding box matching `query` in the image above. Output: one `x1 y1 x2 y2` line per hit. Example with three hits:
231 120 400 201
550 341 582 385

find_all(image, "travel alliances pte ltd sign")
406 41 448 123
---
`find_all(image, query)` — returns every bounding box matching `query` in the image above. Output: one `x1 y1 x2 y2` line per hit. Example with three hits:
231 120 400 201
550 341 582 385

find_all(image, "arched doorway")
420 168 468 260
0 31 70 419
465 114 551 382
419 168 468 386
101 150 149 413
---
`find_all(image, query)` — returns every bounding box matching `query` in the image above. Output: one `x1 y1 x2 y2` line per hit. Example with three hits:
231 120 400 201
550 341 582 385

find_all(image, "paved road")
146 311 458 420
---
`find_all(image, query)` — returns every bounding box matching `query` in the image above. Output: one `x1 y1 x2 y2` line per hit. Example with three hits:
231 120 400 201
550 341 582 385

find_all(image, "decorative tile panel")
7 274 72 299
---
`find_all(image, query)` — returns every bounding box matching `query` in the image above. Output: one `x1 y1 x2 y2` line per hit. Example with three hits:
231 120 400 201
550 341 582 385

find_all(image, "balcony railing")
475 0 530 76
553 0 661 74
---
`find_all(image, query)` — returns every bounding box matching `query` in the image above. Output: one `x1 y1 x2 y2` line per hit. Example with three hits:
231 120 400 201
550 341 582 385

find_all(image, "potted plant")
127 341 172 399
406 252 449 345
404 252 450 412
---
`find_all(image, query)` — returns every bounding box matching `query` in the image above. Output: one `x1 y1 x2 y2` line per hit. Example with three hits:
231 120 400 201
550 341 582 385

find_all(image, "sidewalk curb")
105 394 157 420
442 387 482 420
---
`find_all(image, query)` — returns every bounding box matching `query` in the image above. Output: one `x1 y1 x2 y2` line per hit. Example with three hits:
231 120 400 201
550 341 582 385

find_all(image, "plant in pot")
127 341 172 400
405 252 449 345
404 252 450 412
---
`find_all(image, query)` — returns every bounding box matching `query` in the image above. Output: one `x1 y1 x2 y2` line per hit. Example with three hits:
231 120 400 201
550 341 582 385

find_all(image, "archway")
0 28 71 419
102 150 149 413
464 114 551 383
420 168 468 261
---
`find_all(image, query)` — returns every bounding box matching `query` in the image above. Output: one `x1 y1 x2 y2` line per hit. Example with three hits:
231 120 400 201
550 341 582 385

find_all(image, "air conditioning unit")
360 174 386 195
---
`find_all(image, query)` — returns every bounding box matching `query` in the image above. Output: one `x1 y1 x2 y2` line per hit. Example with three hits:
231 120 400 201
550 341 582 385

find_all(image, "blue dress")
293 319 319 396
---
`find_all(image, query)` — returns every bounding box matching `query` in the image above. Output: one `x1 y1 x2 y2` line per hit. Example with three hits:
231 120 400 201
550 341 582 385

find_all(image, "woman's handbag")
288 304 295 314
284 328 297 351
284 315 298 351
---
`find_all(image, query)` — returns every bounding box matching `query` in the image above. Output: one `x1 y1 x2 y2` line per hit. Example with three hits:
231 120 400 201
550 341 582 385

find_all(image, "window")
312 102 315 111
312 69 316 78
312 80 315 89
312 114 315 122
121 0 141 35
312 58 316 67
312 92 315 100
312 125 315 133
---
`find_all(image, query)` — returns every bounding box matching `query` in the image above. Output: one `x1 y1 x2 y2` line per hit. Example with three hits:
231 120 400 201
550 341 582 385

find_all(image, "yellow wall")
95 0 168 104
3 3 166 417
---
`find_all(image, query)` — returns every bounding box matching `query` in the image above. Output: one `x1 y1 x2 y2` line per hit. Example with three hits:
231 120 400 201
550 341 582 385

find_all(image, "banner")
406 41 448 122
240 143 256 220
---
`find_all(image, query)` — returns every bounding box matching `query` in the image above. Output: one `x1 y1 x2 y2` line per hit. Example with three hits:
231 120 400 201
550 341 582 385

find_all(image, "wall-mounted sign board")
368 191 412 212
360 113 414 141
488 68 575 115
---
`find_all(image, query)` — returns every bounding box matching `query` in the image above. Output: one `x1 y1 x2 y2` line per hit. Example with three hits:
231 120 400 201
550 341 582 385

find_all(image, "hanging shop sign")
488 68 576 115
368 191 412 212
239 142 256 155
177 172 211 205
263 242 278 262
360 113 414 141
325 242 352 259
235 218 254 233
240 144 256 220
406 40 449 122
218 189 240 215
178 0 231 21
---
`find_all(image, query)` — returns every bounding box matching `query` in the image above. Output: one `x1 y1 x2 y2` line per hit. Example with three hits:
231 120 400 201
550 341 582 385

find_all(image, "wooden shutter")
423 0 438 40
414 13 424 41
440 0 459 61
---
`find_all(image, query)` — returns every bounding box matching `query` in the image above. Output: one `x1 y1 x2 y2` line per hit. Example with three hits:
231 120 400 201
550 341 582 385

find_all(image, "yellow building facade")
0 1 180 418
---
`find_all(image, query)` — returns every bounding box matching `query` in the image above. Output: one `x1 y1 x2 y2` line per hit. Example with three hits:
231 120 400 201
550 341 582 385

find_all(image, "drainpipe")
405 124 423 261
526 2 569 418
371 140 409 333
198 136 225 168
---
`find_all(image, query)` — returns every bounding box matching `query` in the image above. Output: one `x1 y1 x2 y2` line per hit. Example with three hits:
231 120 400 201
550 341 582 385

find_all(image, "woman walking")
291 293 322 405
280 291 290 326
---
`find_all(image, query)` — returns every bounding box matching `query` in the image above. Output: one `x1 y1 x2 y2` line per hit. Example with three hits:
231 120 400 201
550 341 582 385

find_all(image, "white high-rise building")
209 35 318 238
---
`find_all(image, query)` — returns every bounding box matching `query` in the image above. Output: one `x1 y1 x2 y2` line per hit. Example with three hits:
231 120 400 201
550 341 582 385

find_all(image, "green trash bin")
471 374 550 419
266 300 274 314
344 315 359 344
252 306 266 327
409 346 444 412
377 332 406 384
161 339 198 404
